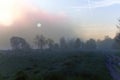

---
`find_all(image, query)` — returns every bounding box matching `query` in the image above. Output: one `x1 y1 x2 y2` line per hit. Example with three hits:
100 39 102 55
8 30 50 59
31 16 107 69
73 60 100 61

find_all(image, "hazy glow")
0 0 27 26
0 0 120 48
37 23 42 28
0 0 119 49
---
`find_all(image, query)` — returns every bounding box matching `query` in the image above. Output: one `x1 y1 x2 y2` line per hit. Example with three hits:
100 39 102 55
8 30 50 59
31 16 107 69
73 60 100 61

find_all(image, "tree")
10 37 31 51
67 39 75 49
53 43 59 49
113 20 120 49
74 38 82 48
60 37 67 49
85 39 96 49
34 35 46 50
113 33 120 49
47 38 54 50
97 36 113 50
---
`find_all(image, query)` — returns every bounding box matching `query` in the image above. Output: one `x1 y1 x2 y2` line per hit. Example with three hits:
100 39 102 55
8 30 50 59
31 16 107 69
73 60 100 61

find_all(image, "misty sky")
0 0 120 49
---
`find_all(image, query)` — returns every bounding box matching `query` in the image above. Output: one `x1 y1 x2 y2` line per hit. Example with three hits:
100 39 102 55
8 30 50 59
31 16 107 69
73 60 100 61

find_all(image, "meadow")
0 50 112 80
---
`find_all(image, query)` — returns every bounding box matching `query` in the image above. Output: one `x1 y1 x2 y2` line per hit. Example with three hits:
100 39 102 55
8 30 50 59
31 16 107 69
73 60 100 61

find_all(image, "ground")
0 50 115 80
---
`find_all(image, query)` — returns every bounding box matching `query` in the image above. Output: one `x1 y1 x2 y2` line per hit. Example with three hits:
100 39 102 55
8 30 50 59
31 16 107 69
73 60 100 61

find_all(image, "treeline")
9 32 120 51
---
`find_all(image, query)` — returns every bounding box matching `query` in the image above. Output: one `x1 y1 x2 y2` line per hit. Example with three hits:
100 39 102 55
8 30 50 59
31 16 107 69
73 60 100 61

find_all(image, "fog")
0 9 80 49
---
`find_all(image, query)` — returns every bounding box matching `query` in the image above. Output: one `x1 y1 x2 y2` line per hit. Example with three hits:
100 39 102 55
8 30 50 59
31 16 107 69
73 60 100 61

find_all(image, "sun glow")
0 0 26 26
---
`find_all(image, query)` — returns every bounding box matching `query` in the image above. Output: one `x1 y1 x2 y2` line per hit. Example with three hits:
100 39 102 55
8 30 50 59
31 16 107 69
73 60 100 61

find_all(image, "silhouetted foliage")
34 35 47 50
74 38 82 49
97 36 113 50
113 20 120 49
10 35 116 51
10 37 31 51
60 37 67 49
47 38 54 50
113 33 120 49
84 39 96 49
66 39 75 49
53 43 59 49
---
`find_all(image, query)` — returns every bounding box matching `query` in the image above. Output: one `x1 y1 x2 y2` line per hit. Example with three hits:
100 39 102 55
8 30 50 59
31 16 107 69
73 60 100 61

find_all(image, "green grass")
0 50 112 80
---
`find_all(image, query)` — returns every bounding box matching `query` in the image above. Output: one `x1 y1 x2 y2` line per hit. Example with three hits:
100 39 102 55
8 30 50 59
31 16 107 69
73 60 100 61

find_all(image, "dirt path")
105 54 120 80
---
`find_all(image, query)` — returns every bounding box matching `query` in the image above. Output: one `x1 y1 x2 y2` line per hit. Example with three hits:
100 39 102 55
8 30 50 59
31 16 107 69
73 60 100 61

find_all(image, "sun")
37 23 42 28
0 0 24 26
0 0 14 26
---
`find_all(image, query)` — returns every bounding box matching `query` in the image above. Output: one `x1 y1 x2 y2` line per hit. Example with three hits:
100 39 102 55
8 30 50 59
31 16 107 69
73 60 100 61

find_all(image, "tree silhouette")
74 38 82 49
113 33 120 49
97 36 113 49
113 20 120 49
67 39 75 49
60 37 67 49
34 35 46 50
47 38 54 50
85 39 96 49
53 43 59 49
10 37 30 51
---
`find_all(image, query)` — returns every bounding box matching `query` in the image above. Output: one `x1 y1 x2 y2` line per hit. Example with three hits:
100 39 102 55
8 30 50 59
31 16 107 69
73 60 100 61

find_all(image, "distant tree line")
10 20 120 51
10 34 120 51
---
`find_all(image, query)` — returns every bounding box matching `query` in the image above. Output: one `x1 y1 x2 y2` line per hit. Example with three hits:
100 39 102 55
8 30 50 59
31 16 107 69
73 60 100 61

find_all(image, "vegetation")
0 50 112 80
2 20 120 80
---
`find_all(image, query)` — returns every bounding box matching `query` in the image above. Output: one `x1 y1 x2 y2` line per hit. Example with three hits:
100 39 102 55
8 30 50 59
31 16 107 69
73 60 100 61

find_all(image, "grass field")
0 50 112 80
